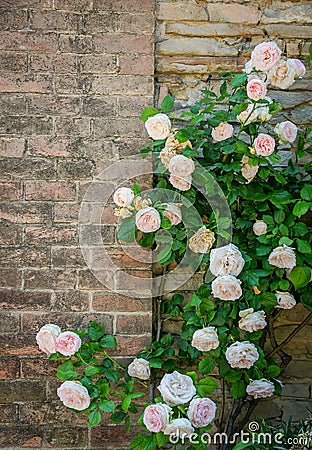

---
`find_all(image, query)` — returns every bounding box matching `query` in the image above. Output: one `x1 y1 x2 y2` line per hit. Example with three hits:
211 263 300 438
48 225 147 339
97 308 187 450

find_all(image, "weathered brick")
92 117 146 137
0 290 51 311
157 38 237 56
25 181 77 201
117 95 153 116
0 425 43 448
0 115 53 135
82 96 118 117
0 52 27 72
92 292 152 312
25 225 77 245
0 202 52 224
158 56 238 75
30 9 80 31
57 158 95 179
0 181 22 201
113 335 151 356
20 358 58 379
0 138 24 158
0 246 50 267
53 290 89 311
119 55 154 75
55 117 91 135
0 224 22 245
55 74 92 94
80 54 117 74
0 404 18 425
115 269 152 292
264 25 312 38
94 34 153 54
78 180 116 202
261 4 312 24
78 269 114 290
119 13 154 34
0 9 28 30
81 12 119 33
0 31 57 52
0 73 52 93
29 53 78 73
53 202 80 223
0 333 40 356
59 34 93 53
0 158 55 180
0 94 26 115
86 246 151 270
54 0 92 10
0 311 20 333
0 357 20 379
116 314 152 334
286 42 311 57
0 380 47 403
0 268 21 288
157 2 207 21
27 137 73 157
44 427 88 447
166 22 264 38
79 224 115 245
207 3 259 23
91 424 142 448
94 0 153 12
27 95 81 115
24 269 77 289
20 402 75 424
51 247 86 267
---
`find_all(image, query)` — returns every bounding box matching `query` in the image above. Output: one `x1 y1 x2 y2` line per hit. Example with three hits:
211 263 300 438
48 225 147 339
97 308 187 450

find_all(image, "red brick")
27 137 73 157
0 426 43 447
30 10 79 31
0 158 55 180
54 202 80 223
0 357 20 379
114 335 151 356
27 95 81 115
0 94 26 115
19 402 75 424
0 9 28 30
93 0 154 12
55 117 91 135
207 3 259 23
94 34 154 54
0 380 47 402
0 246 50 267
157 2 207 20
80 54 117 74
119 54 154 75
91 424 142 448
0 224 22 245
20 358 58 379
92 292 151 312
119 13 154 34
55 74 92 94
0 182 22 201
25 181 77 201
0 73 52 93
0 311 20 333
0 404 18 425
54 0 92 10
0 333 40 356
115 269 152 292
0 202 52 224
44 427 88 447
59 33 93 53
78 269 114 290
0 138 25 158
0 290 51 311
117 95 153 116
92 75 153 95
25 225 77 245
116 313 152 334
86 246 151 270
24 269 77 289
57 158 95 179
81 12 119 33
0 115 53 135
51 247 86 267
93 117 145 138
29 53 78 73
53 290 89 311
0 52 27 72
0 31 57 52
0 269 21 288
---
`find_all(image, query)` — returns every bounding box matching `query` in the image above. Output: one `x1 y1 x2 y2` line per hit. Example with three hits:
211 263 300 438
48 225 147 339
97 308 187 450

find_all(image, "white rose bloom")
158 371 196 406
36 324 61 355
145 113 171 140
211 275 242 301
269 59 296 90
163 203 182 225
225 341 259 369
209 243 245 277
241 155 259 183
113 187 134 208
246 379 275 399
189 227 215 254
268 245 296 270
128 358 151 380
275 291 296 310
163 418 194 438
239 309 267 333
168 155 195 177
274 121 297 144
237 104 259 125
253 220 267 236
191 327 219 352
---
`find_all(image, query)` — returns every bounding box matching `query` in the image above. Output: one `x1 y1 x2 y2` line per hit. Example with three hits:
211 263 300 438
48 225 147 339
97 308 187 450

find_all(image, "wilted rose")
225 341 259 369
209 243 245 277
145 113 171 140
128 358 151 380
241 155 259 183
189 227 215 254
55 331 81 356
239 309 267 333
288 58 306 78
211 275 242 301
246 78 267 101
237 104 258 125
158 371 196 406
113 187 134 208
135 207 161 233
254 133 275 156
251 41 281 71
274 121 297 144
168 155 195 177
163 418 194 437
163 204 182 225
143 403 172 433
211 122 233 142
187 397 217 428
36 323 61 355
169 174 192 191
57 381 90 411
246 379 275 399
191 327 219 352
253 220 267 236
159 147 177 168
268 245 296 270
114 206 132 218
269 59 296 89
133 195 152 211
275 291 296 309
165 132 192 152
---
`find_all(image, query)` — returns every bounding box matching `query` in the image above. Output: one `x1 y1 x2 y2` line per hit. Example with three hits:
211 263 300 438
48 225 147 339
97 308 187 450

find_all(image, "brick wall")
0 0 154 448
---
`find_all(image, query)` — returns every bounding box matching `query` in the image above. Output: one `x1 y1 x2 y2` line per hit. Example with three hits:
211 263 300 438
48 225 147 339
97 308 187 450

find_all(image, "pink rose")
251 41 281 71
254 133 275 156
145 113 171 140
57 381 90 411
36 323 61 356
237 104 258 125
55 331 81 356
246 380 275 399
163 204 182 225
143 403 172 433
135 207 161 233
225 341 259 369
169 174 192 191
274 121 297 144
187 397 217 428
168 155 195 177
241 155 259 183
211 122 233 142
269 59 296 90
288 58 306 78
246 78 267 101
113 187 134 207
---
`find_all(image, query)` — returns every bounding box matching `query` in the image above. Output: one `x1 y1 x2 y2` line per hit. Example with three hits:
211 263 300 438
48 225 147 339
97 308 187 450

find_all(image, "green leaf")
160 216 172 229
230 380 246 399
230 72 247 87
300 184 312 201
88 321 105 341
56 360 78 381
289 266 311 289
196 376 218 396
293 201 310 217
260 292 277 309
161 94 174 113
184 292 202 310
100 335 117 348
138 232 155 248
118 217 136 243
224 370 242 382
149 358 163 368
233 442 251 450
130 434 157 450
140 107 159 122
121 395 132 411
156 432 169 448
297 239 311 254
132 182 141 195
174 128 190 143
85 366 101 377
88 410 102 427
265 365 281 378
99 400 115 413
274 209 285 224
110 411 127 424
198 358 215 375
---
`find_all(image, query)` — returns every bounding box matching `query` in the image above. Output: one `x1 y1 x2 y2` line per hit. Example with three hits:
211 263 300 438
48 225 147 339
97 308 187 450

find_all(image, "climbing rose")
253 220 267 236
113 187 134 207
269 59 296 90
226 341 259 369
246 78 267 101
135 207 161 233
251 41 281 71
191 327 219 352
158 371 196 406
57 381 90 411
163 204 182 225
36 324 61 356
55 331 81 356
209 243 245 277
143 403 172 432
211 275 242 301
288 58 306 78
163 418 194 437
168 154 195 177
246 380 275 399
275 291 296 310
268 245 296 269
169 174 192 191
187 397 217 428
241 155 259 183
128 358 151 380
254 133 275 156
239 309 267 333
211 122 233 142
274 121 297 144
145 113 171 140
189 227 215 254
